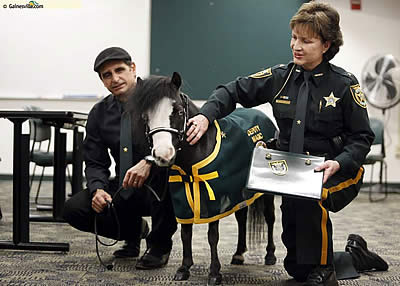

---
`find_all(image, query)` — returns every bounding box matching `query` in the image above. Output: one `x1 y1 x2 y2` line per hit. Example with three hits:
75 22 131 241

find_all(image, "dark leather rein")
144 92 189 147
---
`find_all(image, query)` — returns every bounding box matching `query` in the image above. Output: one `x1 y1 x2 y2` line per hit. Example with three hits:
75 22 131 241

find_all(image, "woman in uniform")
186 2 376 285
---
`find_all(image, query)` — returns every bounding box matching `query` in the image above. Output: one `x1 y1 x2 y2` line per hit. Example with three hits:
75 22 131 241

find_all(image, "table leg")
53 128 66 220
72 129 84 196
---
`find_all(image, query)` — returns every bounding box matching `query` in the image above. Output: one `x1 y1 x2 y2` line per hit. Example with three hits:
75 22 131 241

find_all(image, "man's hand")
123 159 151 189
92 189 112 213
314 160 340 184
186 114 209 145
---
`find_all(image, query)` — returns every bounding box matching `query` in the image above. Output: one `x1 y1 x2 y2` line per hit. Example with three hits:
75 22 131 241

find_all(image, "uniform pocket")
316 106 341 122
272 97 295 120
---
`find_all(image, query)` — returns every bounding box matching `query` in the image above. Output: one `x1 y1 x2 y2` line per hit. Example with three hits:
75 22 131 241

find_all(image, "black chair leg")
369 161 388 202
30 163 37 190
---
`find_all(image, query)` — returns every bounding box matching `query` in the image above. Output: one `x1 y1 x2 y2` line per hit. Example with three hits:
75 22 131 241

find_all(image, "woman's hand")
123 160 151 189
314 160 340 184
186 114 209 145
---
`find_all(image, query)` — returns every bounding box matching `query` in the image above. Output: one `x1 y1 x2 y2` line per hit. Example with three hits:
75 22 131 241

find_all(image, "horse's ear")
171 72 182 89
137 77 143 87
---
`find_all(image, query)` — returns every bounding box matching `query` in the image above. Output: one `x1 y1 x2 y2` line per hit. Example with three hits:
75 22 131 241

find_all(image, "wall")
0 0 150 99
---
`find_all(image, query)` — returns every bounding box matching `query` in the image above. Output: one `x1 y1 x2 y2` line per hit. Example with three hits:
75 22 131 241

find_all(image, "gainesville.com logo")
8 1 44 8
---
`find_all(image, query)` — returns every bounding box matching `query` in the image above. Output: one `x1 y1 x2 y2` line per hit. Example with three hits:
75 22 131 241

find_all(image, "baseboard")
0 174 52 181
0 174 86 183
361 182 400 188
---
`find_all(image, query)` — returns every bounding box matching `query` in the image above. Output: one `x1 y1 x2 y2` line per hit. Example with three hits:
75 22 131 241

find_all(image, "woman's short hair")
290 1 343 61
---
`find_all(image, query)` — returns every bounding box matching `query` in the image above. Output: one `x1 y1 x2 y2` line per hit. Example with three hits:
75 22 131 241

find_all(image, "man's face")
99 60 136 99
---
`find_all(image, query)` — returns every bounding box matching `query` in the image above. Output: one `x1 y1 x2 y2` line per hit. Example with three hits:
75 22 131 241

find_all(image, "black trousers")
281 197 333 281
63 179 177 252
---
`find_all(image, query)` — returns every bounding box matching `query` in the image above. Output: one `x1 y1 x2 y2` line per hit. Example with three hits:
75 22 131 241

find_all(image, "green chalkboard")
151 0 306 100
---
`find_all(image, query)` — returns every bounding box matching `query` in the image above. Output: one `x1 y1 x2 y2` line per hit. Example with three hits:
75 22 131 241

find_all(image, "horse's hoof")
264 254 277 265
231 254 244 265
207 274 222 285
173 269 190 281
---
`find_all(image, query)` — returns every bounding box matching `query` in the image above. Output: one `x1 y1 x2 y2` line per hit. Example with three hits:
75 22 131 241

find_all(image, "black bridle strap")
145 92 189 146
148 126 183 137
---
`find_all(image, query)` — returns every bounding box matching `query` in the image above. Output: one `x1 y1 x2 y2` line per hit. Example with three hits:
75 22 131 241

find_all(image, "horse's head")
129 72 188 167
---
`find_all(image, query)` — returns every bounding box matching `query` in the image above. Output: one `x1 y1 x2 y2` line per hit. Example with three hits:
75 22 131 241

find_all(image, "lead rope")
94 172 170 270
94 187 122 270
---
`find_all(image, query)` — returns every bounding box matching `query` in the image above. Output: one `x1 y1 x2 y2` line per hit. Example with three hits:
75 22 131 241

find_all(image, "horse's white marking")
147 97 176 166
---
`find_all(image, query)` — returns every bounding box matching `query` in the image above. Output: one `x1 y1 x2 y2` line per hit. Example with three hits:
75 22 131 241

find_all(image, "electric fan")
361 54 400 112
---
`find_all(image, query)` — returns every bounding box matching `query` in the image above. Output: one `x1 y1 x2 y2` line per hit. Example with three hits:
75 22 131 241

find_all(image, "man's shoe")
345 234 389 272
113 219 149 258
304 265 338 286
135 248 170 270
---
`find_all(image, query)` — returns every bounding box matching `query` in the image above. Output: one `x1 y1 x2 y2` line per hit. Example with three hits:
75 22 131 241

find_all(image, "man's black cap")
94 47 131 72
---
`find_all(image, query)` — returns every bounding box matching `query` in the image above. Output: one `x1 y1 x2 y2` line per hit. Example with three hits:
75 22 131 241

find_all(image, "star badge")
323 92 340 108
123 147 128 152
221 131 227 138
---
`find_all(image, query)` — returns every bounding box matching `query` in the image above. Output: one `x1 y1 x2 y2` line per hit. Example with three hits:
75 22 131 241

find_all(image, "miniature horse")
128 72 276 285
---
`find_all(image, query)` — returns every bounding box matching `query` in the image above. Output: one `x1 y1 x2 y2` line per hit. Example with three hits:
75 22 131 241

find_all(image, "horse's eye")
177 110 184 116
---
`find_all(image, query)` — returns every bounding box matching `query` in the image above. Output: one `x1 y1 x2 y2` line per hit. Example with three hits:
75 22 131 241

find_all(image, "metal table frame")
0 110 87 252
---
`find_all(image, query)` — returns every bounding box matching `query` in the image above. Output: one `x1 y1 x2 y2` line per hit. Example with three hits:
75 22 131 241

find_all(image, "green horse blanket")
169 108 276 224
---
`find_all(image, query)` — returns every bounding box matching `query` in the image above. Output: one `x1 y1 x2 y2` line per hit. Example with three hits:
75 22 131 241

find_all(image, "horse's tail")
247 195 266 248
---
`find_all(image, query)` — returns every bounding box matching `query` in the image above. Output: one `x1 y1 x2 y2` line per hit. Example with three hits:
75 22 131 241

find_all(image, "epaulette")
330 64 355 81
273 63 290 71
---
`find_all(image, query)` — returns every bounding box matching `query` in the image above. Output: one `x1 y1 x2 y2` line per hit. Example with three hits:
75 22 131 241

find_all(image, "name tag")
276 99 291 105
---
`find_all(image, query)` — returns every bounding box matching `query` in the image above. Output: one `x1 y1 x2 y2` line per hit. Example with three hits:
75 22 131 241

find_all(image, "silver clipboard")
246 147 324 200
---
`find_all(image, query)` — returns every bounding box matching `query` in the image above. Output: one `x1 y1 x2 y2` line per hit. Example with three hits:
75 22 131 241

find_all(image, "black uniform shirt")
83 94 150 195
200 60 374 174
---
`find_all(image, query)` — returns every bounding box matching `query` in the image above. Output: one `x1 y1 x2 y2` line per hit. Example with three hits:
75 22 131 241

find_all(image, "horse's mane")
126 73 215 170
127 75 179 119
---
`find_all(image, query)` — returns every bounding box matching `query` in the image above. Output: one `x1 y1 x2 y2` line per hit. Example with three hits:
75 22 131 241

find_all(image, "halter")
145 92 189 149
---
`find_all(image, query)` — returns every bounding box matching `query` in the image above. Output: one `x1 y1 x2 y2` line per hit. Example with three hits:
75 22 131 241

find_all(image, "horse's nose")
152 146 176 166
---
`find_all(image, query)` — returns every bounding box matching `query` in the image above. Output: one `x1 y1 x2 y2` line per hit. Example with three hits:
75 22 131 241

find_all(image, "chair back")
370 118 384 145
369 117 385 158
28 119 52 142
24 105 52 143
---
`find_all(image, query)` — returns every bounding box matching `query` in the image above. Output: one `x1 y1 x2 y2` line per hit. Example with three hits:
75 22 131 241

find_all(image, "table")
0 110 88 252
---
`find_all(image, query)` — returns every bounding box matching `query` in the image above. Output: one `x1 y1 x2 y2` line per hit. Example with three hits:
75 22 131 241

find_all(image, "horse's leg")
208 220 222 285
174 224 193 281
231 207 248 265
263 194 277 265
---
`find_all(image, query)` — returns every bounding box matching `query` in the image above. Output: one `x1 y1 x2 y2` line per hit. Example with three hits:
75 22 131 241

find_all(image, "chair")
363 117 388 202
24 106 74 206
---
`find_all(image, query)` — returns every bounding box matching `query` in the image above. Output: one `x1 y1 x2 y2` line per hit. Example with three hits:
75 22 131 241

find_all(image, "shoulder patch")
350 84 367 109
249 67 272 79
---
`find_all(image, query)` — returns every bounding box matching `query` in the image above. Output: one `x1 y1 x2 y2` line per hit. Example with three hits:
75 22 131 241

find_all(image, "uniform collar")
293 60 330 87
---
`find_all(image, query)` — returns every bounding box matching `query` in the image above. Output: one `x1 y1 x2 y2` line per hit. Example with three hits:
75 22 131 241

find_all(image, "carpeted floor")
0 180 399 285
